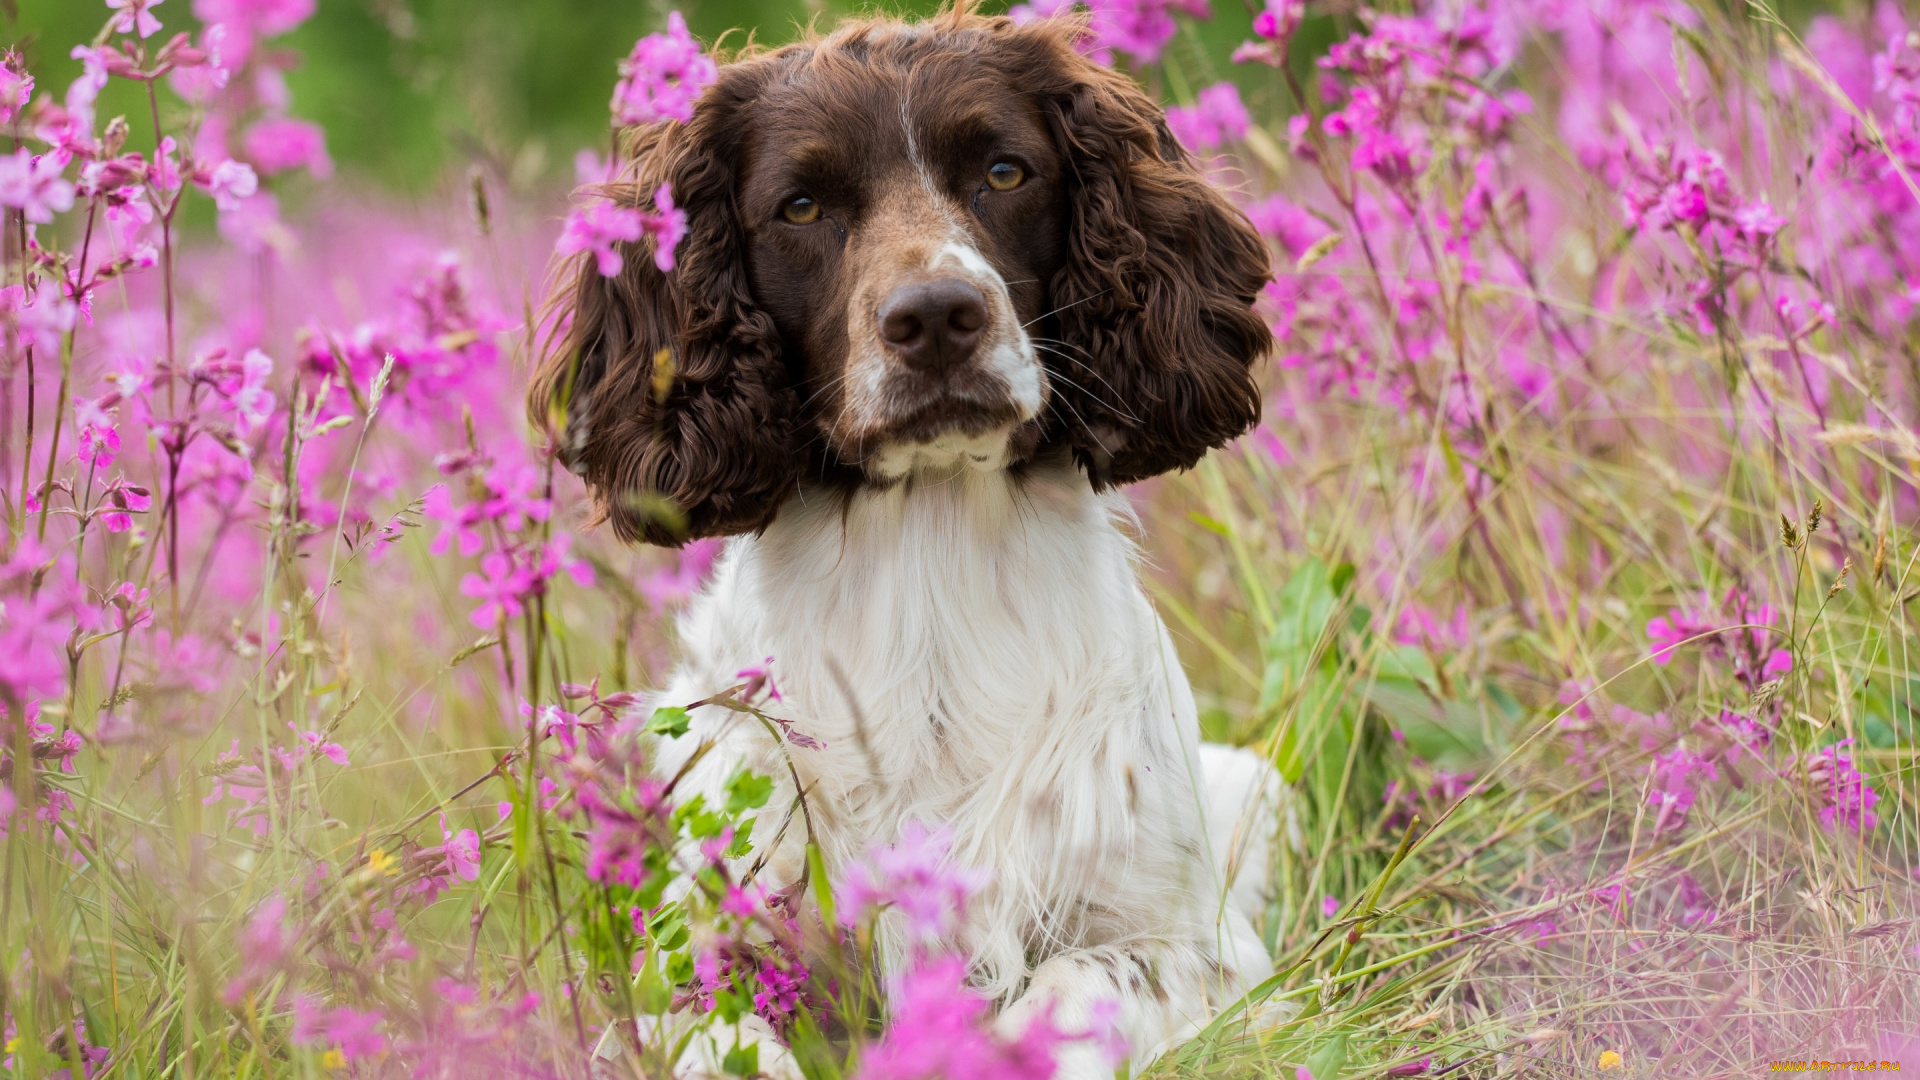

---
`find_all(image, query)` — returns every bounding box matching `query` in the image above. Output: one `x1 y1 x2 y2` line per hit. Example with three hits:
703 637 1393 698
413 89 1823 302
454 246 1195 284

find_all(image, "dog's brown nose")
878 278 987 372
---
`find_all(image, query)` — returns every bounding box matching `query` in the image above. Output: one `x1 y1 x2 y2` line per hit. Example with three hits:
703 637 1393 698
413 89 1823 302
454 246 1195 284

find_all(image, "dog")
530 9 1284 1077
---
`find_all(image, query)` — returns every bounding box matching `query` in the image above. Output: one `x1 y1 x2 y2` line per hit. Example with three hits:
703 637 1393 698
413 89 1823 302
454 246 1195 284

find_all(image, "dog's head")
530 10 1272 545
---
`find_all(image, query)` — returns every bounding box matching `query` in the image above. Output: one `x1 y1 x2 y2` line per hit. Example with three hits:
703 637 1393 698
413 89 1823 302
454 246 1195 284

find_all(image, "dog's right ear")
528 67 801 548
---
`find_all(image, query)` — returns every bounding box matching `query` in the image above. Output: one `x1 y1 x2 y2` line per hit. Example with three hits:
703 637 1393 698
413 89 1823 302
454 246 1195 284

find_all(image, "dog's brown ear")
1029 30 1272 486
528 68 800 547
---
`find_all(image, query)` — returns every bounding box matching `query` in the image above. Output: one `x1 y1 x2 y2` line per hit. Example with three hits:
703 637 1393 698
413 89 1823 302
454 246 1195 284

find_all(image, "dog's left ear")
1033 35 1273 486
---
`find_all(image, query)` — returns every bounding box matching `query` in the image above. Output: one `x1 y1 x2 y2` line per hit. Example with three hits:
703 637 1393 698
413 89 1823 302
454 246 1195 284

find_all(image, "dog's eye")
782 196 821 224
985 162 1025 191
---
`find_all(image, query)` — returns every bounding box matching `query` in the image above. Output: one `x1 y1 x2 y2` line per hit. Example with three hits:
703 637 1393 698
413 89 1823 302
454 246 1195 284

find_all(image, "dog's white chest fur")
653 461 1275 1073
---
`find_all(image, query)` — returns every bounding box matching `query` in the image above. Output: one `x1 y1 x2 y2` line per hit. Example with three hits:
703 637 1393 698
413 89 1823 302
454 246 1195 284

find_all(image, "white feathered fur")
649 456 1284 1079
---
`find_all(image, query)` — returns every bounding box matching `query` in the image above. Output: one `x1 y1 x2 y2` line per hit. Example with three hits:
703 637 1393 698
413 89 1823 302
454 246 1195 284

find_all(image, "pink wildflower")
73 397 120 469
193 0 315 39
854 954 1077 1080
735 657 782 705
1733 200 1786 242
0 149 76 223
639 536 721 608
201 159 258 211
0 62 33 125
610 12 718 125
460 551 536 627
642 183 687 272
557 201 645 278
1647 748 1717 833
106 0 166 38
1253 0 1303 41
1166 82 1250 151
229 348 276 435
840 821 992 942
222 895 294 1004
243 117 332 178
292 998 388 1062
1804 742 1880 833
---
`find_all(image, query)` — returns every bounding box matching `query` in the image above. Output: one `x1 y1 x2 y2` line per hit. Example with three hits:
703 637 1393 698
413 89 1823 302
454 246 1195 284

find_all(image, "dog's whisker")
1021 289 1111 329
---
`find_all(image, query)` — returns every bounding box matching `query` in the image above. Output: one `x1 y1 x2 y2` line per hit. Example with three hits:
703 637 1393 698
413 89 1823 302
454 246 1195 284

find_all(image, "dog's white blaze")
935 240 995 277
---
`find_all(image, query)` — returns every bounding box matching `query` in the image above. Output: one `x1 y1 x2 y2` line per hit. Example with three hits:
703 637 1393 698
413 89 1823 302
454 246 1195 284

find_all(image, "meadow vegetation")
0 0 1917 1076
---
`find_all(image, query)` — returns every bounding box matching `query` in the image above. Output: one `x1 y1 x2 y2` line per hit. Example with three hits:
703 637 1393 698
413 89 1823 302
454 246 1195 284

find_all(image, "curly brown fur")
527 9 1272 545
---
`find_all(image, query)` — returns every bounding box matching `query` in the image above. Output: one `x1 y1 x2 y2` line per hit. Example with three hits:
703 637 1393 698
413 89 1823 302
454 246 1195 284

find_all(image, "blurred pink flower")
610 11 718 126
1012 0 1210 65
1321 895 1341 918
1804 742 1880 833
0 62 33 125
639 536 721 608
1244 195 1327 255
574 148 614 186
194 0 314 40
292 998 388 1062
1646 608 1713 664
840 821 992 942
1166 83 1250 151
282 723 349 768
460 551 535 627
243 117 332 178
202 158 259 211
230 348 276 435
222 895 294 1004
1252 0 1303 42
854 953 1090 1080
74 397 120 469
0 149 76 224
1733 199 1786 241
106 0 166 39
1647 748 1717 833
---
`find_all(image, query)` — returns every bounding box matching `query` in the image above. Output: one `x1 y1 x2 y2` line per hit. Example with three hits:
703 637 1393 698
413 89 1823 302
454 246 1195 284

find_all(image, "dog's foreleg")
995 937 1255 1080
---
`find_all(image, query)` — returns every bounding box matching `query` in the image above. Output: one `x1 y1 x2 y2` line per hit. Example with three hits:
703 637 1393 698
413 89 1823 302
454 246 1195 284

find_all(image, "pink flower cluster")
610 11 718 126
1166 83 1250 152
1803 742 1880 834
840 824 1124 1080
1646 588 1794 691
1009 0 1211 65
557 183 688 278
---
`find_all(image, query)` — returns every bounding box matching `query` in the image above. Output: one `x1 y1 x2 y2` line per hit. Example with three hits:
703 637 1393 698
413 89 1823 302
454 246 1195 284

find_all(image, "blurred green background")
4 0 1261 192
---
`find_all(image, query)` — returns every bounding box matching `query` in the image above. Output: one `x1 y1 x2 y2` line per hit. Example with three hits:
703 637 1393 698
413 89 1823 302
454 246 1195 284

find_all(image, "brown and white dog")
530 9 1286 1077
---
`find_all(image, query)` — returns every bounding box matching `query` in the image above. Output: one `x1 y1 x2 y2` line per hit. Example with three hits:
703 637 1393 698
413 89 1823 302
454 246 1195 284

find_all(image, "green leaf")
1259 558 1342 717
726 822 756 858
635 951 672 1014
648 706 691 737
665 949 695 983
806 843 837 929
722 1039 759 1076
725 768 774 814
1306 1031 1349 1080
